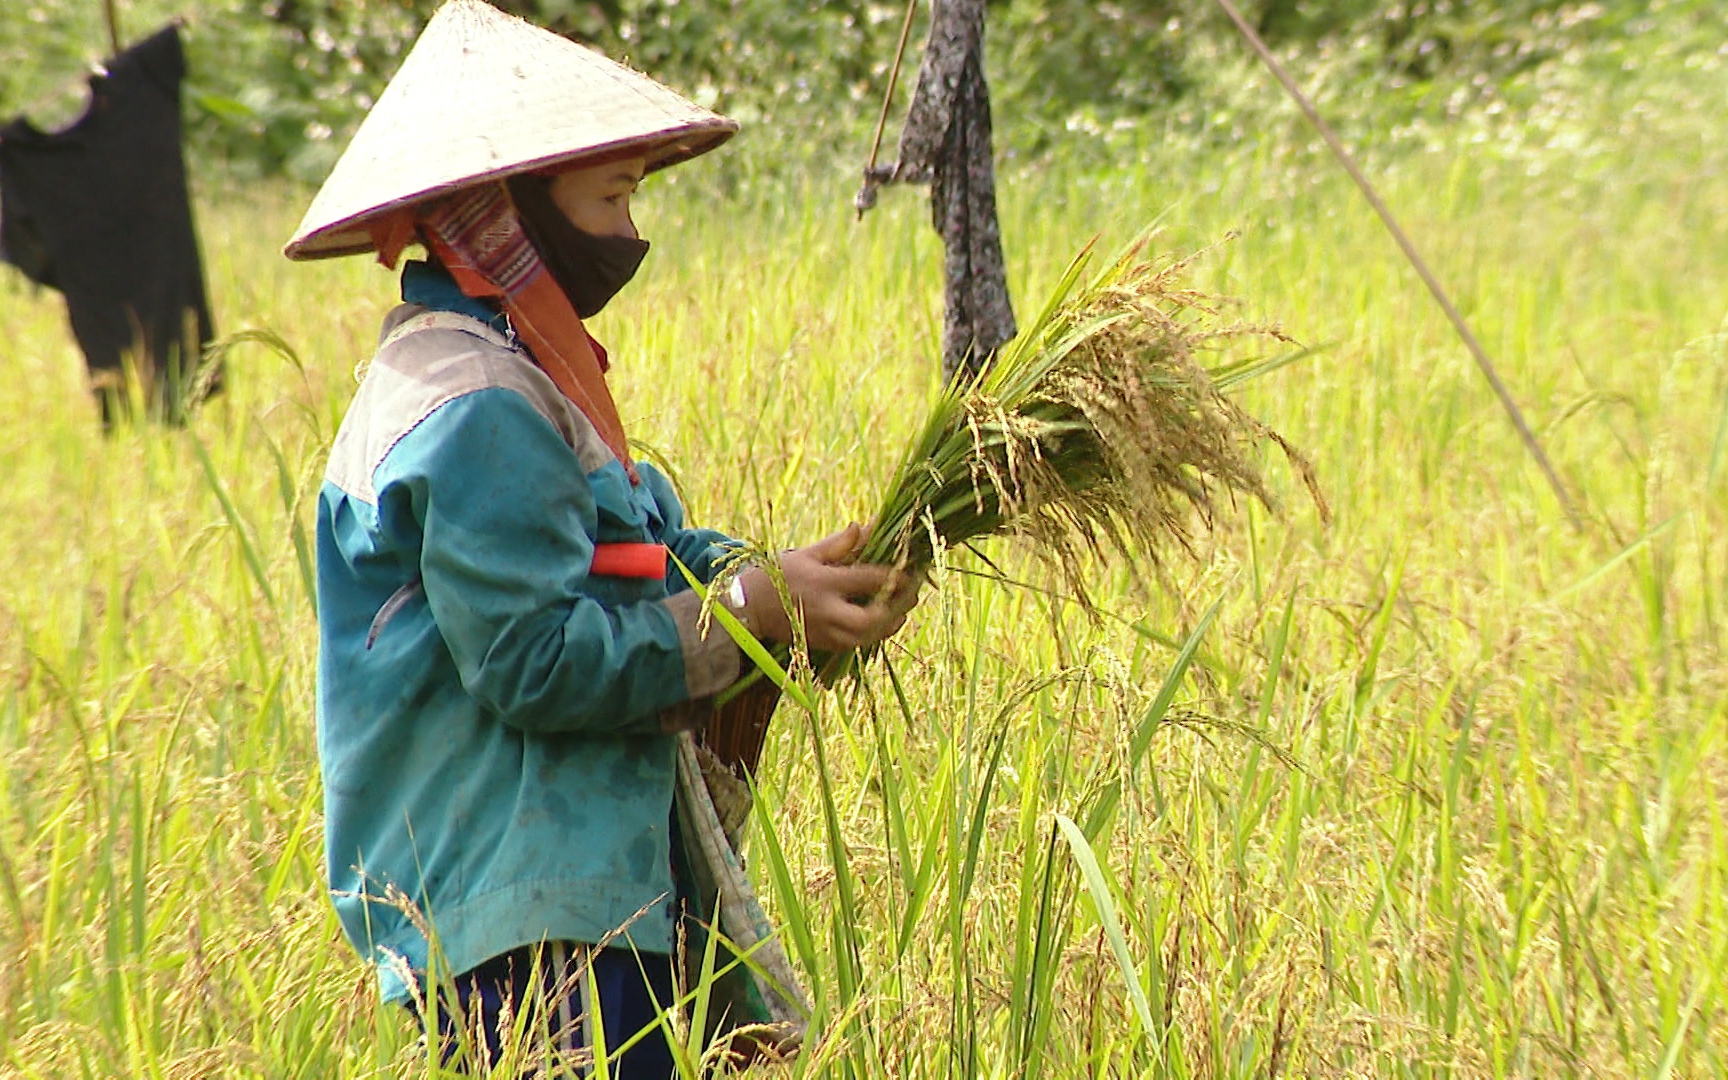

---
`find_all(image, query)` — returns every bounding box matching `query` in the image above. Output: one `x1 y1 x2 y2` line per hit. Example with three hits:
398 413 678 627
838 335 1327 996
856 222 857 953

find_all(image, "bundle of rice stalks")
702 235 1321 757
858 234 1322 599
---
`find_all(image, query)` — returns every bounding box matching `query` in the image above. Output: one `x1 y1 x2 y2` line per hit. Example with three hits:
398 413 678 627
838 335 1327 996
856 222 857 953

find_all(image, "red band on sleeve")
589 543 668 579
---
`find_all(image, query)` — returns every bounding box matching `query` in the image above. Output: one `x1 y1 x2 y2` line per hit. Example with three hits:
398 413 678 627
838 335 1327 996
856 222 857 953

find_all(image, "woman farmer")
283 0 921 1071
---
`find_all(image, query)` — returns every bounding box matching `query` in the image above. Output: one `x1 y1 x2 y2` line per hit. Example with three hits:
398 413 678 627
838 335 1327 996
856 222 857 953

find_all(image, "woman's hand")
737 523 925 652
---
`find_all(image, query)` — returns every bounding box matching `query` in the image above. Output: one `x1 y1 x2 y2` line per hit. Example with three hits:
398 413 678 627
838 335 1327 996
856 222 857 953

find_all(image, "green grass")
3 60 1728 1075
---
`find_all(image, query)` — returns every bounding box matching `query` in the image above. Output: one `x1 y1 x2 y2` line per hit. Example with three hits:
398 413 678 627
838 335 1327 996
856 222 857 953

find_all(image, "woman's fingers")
761 530 930 650
873 610 910 642
804 522 866 564
821 562 895 598
795 593 877 652
801 572 928 650
885 567 926 614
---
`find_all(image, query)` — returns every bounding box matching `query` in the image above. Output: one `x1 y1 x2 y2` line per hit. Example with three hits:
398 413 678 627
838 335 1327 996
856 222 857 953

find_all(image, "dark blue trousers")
416 942 679 1077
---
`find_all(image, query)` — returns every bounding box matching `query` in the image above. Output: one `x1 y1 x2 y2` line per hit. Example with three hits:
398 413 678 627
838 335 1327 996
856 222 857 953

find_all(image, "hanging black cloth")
0 23 216 422
857 0 1015 385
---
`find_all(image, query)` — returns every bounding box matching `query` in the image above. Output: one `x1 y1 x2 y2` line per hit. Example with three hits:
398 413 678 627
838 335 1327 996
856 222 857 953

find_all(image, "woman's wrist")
731 566 791 644
721 571 752 635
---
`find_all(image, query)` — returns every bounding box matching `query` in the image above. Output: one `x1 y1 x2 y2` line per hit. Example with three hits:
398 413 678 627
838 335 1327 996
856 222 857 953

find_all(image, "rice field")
2 54 1728 1076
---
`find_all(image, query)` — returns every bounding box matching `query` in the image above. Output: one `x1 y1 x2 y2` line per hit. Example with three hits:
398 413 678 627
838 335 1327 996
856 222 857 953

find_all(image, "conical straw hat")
284 0 736 260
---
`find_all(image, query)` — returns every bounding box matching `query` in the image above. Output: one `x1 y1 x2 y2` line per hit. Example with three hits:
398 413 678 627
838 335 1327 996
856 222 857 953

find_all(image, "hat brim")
285 123 734 261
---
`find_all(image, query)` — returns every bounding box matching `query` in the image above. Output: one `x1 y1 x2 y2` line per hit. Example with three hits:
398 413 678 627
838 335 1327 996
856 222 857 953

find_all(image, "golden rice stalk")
709 234 1322 707
858 233 1324 604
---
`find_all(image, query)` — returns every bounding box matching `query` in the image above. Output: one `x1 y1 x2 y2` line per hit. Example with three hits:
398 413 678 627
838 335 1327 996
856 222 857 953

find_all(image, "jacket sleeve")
636 463 741 589
377 388 740 734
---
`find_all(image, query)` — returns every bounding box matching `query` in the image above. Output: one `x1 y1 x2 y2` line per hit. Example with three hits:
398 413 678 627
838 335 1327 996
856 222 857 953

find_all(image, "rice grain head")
861 234 1324 613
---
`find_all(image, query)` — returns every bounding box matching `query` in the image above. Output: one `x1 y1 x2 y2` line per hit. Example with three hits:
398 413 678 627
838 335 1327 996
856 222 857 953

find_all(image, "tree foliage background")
0 0 1719 182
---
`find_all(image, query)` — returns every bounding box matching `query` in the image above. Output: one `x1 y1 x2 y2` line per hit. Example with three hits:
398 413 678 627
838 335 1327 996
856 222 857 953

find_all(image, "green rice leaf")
1054 813 1161 1056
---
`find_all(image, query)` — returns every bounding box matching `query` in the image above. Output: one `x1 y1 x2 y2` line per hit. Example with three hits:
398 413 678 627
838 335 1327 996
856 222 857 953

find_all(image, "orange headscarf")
368 184 639 484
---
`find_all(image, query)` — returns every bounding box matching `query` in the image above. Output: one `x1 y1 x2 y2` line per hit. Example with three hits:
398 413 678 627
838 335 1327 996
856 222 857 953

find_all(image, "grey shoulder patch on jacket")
325 307 615 504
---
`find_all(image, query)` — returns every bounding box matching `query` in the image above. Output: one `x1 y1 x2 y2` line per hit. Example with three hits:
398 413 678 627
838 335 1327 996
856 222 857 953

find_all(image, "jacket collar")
400 259 511 337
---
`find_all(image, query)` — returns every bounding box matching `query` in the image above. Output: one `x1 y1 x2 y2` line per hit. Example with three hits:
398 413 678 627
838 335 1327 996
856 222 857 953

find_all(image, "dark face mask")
506 174 649 319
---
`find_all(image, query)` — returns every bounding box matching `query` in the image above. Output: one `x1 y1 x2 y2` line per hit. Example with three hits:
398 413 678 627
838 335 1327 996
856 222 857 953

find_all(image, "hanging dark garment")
0 24 216 423
858 0 1015 385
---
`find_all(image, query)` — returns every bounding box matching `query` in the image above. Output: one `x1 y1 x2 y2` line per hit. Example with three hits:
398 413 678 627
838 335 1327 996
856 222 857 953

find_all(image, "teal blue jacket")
316 263 741 1003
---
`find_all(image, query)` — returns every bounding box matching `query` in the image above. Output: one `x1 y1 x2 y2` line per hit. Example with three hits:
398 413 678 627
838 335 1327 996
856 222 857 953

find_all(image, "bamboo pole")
1211 0 1582 530
855 0 921 218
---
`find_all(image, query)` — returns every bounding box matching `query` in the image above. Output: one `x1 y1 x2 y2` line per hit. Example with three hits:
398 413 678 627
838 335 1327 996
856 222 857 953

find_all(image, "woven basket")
673 733 809 1062
699 680 782 776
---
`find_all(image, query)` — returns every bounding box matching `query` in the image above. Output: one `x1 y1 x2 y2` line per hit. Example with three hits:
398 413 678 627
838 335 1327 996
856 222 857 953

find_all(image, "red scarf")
368 185 639 484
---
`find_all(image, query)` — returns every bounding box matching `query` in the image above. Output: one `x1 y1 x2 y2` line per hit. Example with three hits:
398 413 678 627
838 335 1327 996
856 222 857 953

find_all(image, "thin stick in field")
1211 0 1583 530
